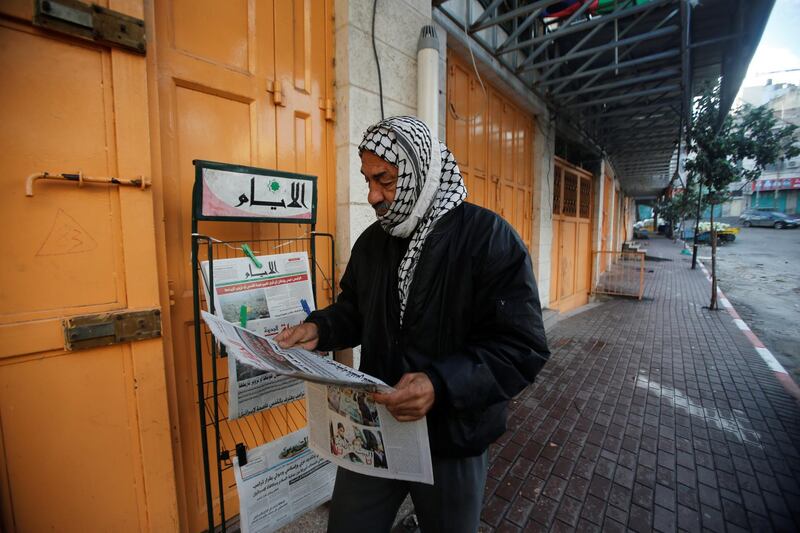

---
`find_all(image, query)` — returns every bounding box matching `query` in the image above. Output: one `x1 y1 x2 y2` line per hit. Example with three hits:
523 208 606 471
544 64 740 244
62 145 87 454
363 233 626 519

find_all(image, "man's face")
361 150 398 217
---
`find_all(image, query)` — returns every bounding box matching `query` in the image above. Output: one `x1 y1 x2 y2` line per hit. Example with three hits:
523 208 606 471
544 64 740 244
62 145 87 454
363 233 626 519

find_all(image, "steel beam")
516 0 598 68
559 69 680 99
520 25 679 73
503 0 673 56
563 86 680 109
470 0 562 33
595 112 681 131
540 3 661 85
557 7 680 99
538 48 679 87
579 99 681 120
497 8 541 51
469 0 506 32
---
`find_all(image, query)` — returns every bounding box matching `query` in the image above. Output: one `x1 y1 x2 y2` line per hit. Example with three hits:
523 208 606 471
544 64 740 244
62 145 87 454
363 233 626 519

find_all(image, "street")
702 226 800 382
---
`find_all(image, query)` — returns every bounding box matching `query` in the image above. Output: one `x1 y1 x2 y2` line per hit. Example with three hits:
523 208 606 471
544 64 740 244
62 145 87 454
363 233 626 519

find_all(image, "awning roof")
434 0 774 198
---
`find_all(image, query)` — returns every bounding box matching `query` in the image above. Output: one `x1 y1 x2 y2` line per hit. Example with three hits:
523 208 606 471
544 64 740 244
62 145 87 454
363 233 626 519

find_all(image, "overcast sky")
741 0 800 88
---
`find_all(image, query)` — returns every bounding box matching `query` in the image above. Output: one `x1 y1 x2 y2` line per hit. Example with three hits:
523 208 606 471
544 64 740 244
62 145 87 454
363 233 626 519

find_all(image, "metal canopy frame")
435 0 775 197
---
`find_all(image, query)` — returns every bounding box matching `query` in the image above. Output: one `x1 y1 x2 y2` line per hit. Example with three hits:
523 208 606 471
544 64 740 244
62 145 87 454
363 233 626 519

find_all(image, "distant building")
738 82 800 214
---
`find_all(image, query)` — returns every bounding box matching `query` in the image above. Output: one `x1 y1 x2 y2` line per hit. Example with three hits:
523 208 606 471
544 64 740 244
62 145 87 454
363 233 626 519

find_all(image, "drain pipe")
417 25 440 135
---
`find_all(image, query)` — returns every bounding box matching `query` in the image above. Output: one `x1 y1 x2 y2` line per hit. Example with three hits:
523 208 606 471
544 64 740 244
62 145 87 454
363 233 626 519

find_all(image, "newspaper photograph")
200 252 315 419
233 428 335 533
306 383 434 485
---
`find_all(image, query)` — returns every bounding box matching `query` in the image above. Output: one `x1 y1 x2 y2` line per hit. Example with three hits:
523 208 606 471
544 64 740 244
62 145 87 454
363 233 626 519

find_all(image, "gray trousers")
326 452 489 533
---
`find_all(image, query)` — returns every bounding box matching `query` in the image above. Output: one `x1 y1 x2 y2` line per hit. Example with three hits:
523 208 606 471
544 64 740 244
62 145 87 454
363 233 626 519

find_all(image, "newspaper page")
306 383 434 485
233 428 336 533
201 311 434 484
202 311 391 390
200 252 315 419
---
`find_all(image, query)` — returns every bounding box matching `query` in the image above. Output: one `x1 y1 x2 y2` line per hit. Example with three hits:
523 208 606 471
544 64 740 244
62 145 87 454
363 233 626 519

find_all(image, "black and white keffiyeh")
358 116 467 324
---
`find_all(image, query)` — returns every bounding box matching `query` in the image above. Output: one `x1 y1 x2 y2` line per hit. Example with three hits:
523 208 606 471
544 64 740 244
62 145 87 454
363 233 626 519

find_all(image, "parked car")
739 210 800 229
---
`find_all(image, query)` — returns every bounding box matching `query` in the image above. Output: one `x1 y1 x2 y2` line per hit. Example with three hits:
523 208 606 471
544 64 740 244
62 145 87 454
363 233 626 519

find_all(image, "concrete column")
530 116 555 309
591 164 606 288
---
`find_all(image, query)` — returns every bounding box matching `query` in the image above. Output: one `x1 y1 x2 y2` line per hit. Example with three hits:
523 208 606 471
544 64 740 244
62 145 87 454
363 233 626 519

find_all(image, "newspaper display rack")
190 160 334 532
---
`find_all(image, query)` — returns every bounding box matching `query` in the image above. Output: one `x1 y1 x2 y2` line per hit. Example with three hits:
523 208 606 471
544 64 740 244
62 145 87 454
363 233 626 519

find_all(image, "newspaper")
201 252 316 419
201 311 434 484
233 428 336 533
306 383 434 484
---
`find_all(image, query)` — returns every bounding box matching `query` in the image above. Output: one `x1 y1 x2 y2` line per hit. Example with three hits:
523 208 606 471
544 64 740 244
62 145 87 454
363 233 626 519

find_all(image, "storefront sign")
752 177 800 192
193 160 317 223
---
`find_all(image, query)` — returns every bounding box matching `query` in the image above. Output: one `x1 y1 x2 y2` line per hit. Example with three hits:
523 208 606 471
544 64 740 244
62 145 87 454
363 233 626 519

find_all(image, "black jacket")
307 202 550 457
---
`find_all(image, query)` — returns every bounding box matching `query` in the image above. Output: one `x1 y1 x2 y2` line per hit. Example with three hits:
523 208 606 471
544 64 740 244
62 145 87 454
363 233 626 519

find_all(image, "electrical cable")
535 113 557 218
447 9 488 123
372 0 385 120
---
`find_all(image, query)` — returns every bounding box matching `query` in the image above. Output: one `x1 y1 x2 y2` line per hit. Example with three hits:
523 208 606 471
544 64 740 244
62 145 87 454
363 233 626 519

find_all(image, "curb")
695 258 800 404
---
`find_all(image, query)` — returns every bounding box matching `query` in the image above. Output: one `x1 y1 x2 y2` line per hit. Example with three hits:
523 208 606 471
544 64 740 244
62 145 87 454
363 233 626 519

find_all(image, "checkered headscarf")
358 116 467 324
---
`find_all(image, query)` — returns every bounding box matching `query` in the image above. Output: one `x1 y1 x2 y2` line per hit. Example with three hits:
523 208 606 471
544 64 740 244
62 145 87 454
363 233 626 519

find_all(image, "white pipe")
417 25 440 135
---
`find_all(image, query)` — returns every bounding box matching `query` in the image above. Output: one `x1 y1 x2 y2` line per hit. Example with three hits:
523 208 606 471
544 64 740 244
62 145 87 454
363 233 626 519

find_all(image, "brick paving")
482 237 800 532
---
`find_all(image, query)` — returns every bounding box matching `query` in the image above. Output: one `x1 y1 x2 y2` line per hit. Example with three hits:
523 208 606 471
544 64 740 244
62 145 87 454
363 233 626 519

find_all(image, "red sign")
752 177 800 192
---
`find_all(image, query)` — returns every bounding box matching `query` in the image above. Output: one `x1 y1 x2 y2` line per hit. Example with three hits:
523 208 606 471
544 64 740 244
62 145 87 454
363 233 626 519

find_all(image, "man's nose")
367 181 383 206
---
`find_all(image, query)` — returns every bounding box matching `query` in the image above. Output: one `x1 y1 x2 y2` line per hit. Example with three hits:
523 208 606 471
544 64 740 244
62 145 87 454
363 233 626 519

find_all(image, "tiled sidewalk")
482 237 800 532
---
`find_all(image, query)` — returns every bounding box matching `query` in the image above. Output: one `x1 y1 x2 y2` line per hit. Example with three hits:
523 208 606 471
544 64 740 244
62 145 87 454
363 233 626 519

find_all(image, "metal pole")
691 185 703 269
208 239 226 531
191 233 215 533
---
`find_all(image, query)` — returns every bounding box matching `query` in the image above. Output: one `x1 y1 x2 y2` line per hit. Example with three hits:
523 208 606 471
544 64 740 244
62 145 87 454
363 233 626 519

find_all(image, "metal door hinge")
34 0 146 55
267 80 285 106
319 98 335 122
63 308 162 351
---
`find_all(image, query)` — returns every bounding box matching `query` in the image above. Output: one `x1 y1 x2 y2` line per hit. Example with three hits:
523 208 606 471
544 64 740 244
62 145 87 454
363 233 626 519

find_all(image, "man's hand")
274 323 319 350
372 372 434 422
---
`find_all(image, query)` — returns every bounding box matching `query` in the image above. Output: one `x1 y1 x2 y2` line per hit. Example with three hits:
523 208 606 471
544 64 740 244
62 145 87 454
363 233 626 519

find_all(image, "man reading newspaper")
275 116 550 533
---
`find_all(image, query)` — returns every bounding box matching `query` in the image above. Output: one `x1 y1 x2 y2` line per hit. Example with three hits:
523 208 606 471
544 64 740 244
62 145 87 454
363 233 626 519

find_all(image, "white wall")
334 0 441 366
334 0 440 266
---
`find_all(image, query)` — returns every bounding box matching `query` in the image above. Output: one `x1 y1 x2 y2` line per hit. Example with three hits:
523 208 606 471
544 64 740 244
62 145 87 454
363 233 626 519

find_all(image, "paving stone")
653 504 676 532
628 503 652 533
721 496 749 528
520 476 545 502
564 475 589 501
528 496 559 527
495 474 523 502
541 475 568 502
554 495 582 528
504 495 535 527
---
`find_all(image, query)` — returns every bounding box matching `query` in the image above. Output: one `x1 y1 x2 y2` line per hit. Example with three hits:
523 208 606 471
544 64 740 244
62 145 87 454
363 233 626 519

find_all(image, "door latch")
63 308 162 351
34 0 146 55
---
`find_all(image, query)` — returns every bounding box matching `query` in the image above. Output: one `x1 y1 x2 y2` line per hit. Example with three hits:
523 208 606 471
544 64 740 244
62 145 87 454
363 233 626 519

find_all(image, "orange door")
152 0 335 529
550 159 593 312
0 1 177 531
446 50 535 251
